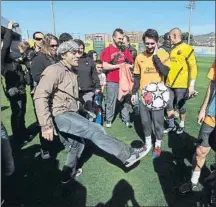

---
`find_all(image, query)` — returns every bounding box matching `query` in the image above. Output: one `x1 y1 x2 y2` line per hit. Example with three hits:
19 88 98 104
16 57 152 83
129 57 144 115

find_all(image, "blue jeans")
54 111 133 171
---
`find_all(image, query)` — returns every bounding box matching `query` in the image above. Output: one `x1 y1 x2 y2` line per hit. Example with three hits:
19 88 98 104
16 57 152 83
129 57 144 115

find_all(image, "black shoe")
61 166 74 184
179 181 200 194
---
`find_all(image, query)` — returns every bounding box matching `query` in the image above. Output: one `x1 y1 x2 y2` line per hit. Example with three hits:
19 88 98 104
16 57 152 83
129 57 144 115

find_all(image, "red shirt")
100 45 133 83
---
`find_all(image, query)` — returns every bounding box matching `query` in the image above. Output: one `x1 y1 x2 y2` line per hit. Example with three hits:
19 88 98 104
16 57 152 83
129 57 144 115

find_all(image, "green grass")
2 56 215 207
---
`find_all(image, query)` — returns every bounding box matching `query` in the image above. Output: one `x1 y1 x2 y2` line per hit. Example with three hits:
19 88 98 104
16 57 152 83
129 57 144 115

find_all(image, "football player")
131 29 170 158
164 28 198 134
179 60 216 194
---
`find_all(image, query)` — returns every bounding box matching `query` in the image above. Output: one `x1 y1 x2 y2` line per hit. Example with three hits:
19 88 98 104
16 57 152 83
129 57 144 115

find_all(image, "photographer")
1 21 29 145
17 41 37 89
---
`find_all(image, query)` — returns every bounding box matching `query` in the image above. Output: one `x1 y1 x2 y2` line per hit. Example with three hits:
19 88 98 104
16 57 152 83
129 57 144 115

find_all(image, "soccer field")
1 56 215 207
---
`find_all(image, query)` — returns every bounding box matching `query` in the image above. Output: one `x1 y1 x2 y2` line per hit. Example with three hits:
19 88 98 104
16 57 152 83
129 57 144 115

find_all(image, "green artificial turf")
1 56 215 207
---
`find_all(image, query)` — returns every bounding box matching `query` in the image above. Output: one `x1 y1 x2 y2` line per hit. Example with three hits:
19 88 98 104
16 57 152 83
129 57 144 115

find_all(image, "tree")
181 32 194 44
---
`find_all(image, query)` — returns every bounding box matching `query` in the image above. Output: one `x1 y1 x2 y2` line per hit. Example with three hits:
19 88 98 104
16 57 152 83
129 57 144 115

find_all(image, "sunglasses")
34 37 43 41
50 44 58 48
69 50 83 55
145 43 155 46
97 67 103 69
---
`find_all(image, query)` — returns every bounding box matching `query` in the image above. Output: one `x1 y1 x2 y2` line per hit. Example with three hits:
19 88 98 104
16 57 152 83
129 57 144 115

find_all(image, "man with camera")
100 28 133 128
1 21 29 145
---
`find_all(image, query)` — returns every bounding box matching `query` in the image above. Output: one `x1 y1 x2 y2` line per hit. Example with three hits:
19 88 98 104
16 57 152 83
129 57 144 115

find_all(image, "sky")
1 1 215 40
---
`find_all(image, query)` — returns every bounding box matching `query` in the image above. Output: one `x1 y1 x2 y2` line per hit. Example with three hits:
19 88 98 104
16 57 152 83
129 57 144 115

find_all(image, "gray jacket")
34 62 79 131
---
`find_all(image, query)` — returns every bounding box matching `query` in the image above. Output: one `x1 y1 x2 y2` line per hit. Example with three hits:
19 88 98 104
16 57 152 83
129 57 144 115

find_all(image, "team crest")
177 50 182 55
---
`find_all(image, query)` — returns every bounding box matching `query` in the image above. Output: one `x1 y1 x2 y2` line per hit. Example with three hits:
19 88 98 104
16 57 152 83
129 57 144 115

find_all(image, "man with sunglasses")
131 29 170 158
34 40 147 183
31 33 59 159
164 28 198 134
101 28 133 128
33 31 44 52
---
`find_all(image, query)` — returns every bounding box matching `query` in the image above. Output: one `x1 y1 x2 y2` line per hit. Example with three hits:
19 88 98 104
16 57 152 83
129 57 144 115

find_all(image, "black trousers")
1 123 15 176
31 92 51 152
8 93 27 142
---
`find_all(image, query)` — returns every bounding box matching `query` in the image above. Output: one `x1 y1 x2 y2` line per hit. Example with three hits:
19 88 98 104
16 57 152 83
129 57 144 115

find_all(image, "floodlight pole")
186 0 195 45
50 0 56 36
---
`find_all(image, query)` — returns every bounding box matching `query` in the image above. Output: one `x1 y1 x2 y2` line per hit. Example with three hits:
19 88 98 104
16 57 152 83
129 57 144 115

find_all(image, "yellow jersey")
134 49 170 95
166 42 197 88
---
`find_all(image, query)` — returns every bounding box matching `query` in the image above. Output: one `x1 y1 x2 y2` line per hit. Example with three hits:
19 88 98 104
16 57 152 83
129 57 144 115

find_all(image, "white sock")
145 136 152 146
191 171 201 184
179 120 185 128
155 140 162 148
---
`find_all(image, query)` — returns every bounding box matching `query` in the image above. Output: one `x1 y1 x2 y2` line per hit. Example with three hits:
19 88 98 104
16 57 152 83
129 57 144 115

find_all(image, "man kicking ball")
34 40 148 184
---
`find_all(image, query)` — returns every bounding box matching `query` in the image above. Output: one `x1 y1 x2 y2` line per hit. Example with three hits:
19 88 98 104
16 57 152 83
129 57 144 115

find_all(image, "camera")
12 23 19 28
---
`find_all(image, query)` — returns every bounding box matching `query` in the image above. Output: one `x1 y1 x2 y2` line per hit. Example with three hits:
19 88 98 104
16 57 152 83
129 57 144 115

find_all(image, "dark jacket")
21 48 37 70
128 44 137 61
159 40 171 54
31 52 57 84
75 53 101 92
1 28 25 91
14 48 37 86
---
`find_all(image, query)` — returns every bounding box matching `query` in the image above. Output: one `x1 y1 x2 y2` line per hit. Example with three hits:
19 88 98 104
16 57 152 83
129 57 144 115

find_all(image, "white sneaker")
163 125 177 134
176 127 184 134
125 122 132 128
75 168 83 177
106 122 112 128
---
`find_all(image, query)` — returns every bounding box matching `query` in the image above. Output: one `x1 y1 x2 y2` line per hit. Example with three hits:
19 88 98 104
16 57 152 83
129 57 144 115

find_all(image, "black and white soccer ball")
141 82 170 111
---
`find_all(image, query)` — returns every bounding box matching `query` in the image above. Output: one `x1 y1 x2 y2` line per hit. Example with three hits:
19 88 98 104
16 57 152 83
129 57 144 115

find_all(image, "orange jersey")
134 49 170 94
204 60 216 128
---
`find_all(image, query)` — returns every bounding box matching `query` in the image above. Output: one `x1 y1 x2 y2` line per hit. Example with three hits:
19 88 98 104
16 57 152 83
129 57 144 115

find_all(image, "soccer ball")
141 82 170 111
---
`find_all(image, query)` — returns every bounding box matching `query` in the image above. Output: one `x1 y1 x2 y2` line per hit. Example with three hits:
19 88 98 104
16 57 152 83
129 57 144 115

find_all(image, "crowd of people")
1 22 216 206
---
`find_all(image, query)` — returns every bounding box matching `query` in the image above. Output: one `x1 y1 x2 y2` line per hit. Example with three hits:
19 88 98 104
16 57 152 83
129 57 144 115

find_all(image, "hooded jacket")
75 53 101 92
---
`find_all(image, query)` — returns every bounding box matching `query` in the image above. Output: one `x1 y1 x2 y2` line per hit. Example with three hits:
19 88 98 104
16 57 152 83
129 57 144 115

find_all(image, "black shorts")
198 122 215 148
166 88 187 114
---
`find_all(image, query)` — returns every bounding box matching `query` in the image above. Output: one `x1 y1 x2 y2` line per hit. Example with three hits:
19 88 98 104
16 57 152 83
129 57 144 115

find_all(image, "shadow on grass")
27 121 40 138
3 144 87 207
77 140 141 173
96 179 140 207
153 131 212 207
1 106 9 111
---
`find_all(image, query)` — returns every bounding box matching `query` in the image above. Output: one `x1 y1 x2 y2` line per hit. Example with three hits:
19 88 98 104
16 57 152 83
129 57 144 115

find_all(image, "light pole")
50 0 56 36
186 0 195 45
